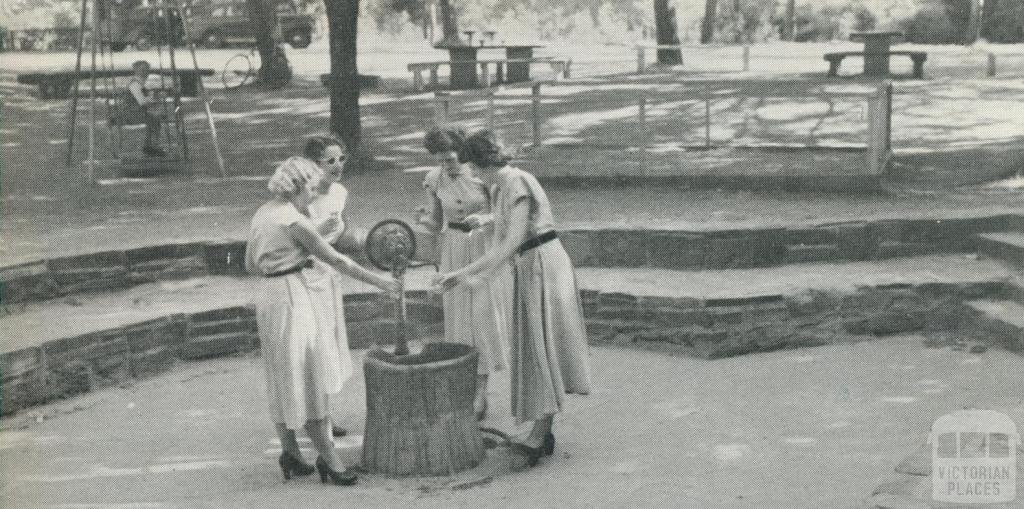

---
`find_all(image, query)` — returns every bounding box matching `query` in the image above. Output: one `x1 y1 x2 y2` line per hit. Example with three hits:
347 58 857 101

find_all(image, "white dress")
245 200 351 429
306 183 354 395
423 167 511 375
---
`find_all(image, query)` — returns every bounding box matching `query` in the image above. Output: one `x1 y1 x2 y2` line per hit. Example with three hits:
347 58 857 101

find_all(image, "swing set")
65 0 226 180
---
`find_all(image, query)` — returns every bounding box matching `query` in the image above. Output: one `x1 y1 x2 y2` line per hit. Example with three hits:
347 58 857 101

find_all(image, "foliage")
783 1 875 42
713 0 778 43
982 0 1024 43
897 2 963 43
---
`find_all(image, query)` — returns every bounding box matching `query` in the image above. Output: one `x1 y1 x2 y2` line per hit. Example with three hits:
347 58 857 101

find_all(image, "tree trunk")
361 343 484 476
436 0 462 47
980 0 999 40
782 0 795 41
246 0 291 87
701 0 718 44
654 0 682 64
324 0 361 151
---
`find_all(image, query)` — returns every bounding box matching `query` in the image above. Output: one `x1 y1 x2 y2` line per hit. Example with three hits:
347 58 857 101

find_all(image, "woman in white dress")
246 157 399 485
434 129 592 470
418 127 511 421
303 135 366 437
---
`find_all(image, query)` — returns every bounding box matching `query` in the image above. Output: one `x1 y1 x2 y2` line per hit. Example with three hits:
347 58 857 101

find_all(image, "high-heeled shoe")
508 442 543 471
331 424 348 437
315 456 358 486
543 432 555 456
278 452 315 481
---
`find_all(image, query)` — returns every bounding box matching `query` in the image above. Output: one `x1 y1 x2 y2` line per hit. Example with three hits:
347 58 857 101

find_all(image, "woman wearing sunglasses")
302 135 368 439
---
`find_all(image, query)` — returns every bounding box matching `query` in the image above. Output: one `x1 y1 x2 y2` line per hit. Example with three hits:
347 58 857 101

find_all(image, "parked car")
108 0 315 51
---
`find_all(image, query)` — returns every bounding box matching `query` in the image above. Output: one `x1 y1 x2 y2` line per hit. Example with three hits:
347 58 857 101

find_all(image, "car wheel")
133 35 151 51
203 31 224 48
287 31 311 49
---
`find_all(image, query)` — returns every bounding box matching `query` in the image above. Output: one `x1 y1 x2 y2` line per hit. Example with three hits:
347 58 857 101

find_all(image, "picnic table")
851 31 903 75
824 31 926 79
17 67 214 99
433 43 543 89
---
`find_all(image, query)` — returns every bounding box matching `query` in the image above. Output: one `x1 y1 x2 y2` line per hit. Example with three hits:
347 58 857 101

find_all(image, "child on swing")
126 60 167 156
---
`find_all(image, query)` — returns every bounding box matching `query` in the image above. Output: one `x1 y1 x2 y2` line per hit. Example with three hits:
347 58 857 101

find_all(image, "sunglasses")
320 155 347 165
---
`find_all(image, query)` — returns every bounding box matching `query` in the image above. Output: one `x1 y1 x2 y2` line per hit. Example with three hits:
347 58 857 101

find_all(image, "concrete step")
967 299 1024 350
977 231 1024 270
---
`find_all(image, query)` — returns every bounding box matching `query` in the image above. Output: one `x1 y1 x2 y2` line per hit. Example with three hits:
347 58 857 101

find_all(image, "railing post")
531 82 542 147
866 83 893 174
433 92 450 126
742 45 750 72
638 95 647 177
486 90 495 131
480 62 491 88
637 46 645 74
704 83 712 149
987 52 997 77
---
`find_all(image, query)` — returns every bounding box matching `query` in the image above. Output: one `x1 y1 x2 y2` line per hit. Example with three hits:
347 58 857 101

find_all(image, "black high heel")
331 424 348 437
315 456 358 486
278 452 315 481
508 442 543 470
543 432 555 456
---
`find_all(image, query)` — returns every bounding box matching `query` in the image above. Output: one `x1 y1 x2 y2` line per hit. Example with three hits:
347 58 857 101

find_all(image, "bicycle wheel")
222 53 254 89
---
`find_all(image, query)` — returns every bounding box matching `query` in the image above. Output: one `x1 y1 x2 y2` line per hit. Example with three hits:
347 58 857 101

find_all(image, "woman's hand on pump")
462 213 492 229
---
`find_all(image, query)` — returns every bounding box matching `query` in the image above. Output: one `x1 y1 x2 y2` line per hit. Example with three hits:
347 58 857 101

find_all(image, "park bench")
824 51 927 79
319 73 381 89
16 67 215 99
407 57 571 91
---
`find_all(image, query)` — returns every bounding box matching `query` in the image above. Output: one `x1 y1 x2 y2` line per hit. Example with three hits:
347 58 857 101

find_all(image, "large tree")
324 0 362 150
781 0 795 40
653 0 682 64
701 0 718 43
246 0 292 86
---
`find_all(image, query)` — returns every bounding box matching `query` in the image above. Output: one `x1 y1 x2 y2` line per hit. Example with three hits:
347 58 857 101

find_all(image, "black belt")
265 259 313 277
517 230 558 255
448 221 473 233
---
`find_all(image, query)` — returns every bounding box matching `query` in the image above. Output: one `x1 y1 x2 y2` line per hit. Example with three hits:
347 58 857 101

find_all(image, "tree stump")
361 342 483 476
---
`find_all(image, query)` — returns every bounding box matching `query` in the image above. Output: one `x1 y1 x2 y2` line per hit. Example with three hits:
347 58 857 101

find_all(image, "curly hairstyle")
423 127 466 155
267 156 323 198
461 129 512 169
303 134 347 161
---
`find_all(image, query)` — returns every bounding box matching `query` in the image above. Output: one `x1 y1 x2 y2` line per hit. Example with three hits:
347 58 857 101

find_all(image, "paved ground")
3 335 1024 508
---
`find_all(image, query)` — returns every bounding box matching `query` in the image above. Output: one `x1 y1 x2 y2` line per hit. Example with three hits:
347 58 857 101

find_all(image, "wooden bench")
16 68 215 99
407 58 571 91
319 74 381 89
824 51 927 78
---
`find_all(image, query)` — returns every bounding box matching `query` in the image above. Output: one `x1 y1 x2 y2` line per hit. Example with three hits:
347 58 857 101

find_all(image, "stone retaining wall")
2 281 1013 417
3 214 1020 306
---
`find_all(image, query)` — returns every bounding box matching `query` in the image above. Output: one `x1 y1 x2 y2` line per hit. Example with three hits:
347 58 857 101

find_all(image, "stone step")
977 231 1024 270
966 299 1024 350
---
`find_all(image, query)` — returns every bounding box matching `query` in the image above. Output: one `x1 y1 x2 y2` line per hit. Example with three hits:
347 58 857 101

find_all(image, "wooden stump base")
361 343 483 476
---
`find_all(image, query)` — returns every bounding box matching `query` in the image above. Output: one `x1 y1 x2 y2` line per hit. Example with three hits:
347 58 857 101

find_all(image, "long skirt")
439 227 511 375
510 238 592 425
255 267 352 430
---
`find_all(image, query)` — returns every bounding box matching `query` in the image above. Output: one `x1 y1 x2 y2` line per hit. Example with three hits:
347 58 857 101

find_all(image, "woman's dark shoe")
315 456 358 486
543 432 555 456
508 442 543 471
331 424 348 437
278 452 315 481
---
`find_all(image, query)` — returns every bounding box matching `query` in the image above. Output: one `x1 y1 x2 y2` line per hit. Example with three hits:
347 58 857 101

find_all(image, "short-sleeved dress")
306 183 354 395
491 166 592 424
245 199 352 429
423 166 511 375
